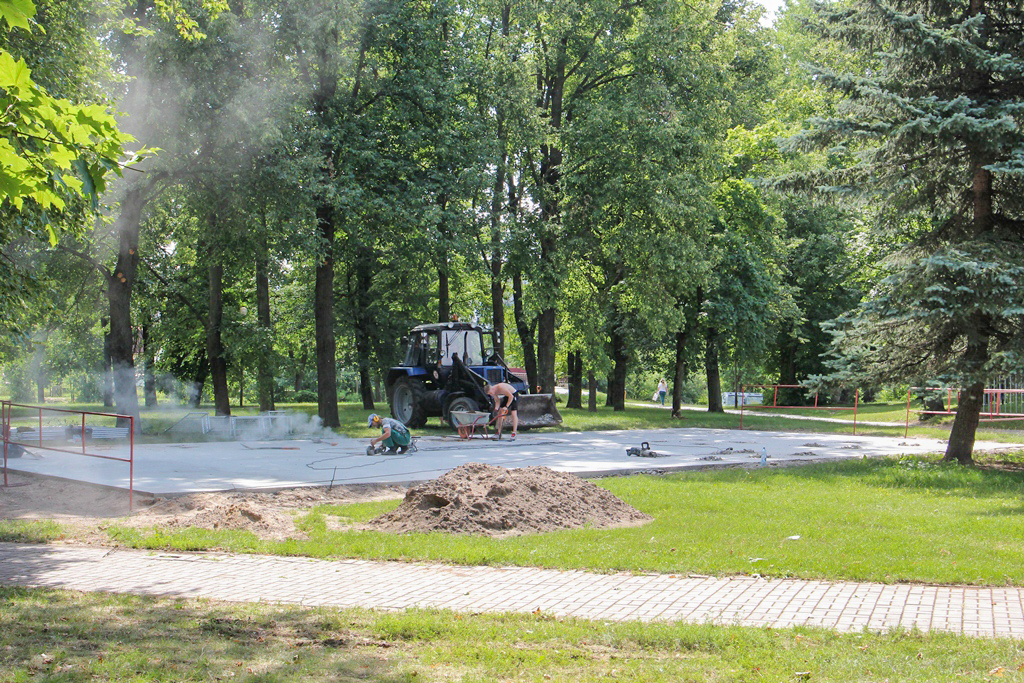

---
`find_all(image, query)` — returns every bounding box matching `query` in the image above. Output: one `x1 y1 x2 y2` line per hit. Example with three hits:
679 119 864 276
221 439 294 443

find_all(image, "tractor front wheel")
443 394 480 424
390 377 428 428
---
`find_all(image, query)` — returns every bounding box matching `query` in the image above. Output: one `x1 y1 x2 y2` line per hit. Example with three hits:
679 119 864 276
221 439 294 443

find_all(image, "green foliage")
825 239 1024 386
0 0 147 230
777 0 1024 459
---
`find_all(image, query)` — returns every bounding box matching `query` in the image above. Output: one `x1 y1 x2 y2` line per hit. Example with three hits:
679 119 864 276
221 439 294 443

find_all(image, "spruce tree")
787 0 1024 463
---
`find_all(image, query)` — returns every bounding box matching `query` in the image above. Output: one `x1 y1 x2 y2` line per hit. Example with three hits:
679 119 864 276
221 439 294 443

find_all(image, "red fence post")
129 415 134 512
2 402 135 512
853 388 859 435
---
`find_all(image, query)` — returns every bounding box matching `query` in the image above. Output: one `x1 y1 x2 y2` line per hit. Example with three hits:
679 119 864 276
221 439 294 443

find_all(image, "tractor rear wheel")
390 377 428 428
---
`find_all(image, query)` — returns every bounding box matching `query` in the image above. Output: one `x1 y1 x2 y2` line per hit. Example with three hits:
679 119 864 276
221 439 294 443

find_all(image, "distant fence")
739 384 861 434
2 401 135 510
904 387 1024 436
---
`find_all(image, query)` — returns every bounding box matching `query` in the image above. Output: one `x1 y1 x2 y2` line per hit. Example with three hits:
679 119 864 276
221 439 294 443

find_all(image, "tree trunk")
438 267 450 323
941 121 995 462
778 334 798 386
101 325 113 407
352 246 376 410
207 255 231 417
534 37 567 397
255 247 275 412
142 322 158 408
777 333 802 405
488 144 507 357
587 368 597 412
107 183 147 425
672 328 689 417
190 354 208 408
706 327 724 413
537 306 556 395
566 351 583 409
33 345 44 403
945 380 985 464
512 271 538 392
610 328 627 411
291 350 303 392
314 204 340 427
944 325 989 464
485 4 511 360
489 260 505 358
437 194 451 323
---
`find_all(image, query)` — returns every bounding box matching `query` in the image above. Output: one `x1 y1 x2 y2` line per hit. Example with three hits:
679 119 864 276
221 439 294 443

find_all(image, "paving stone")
2 542 1023 638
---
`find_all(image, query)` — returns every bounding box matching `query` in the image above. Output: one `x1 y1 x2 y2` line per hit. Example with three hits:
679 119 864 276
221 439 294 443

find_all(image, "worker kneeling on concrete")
367 413 412 454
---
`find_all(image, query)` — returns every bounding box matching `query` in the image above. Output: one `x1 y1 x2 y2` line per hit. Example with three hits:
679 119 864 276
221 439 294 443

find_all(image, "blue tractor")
385 321 562 429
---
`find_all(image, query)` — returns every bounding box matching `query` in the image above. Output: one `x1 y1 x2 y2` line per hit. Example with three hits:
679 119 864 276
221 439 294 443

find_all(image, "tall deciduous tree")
518 0 695 395
789 0 1024 463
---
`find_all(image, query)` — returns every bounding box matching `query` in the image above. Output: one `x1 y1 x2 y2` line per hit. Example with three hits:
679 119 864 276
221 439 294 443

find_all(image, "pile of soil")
2 464 652 541
122 486 407 540
134 497 301 540
366 462 652 536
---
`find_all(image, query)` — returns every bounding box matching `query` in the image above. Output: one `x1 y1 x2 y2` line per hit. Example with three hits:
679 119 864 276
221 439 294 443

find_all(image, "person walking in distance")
657 378 668 406
485 382 519 440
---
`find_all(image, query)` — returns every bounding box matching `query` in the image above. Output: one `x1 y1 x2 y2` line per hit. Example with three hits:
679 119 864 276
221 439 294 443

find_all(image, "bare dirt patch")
0 470 405 542
1 463 652 541
365 462 652 536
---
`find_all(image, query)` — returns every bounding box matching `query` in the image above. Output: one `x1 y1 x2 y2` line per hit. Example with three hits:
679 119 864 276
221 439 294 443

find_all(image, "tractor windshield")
438 328 485 366
463 331 484 365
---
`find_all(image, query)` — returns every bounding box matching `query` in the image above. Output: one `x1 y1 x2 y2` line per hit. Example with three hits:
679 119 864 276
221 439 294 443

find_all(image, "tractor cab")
397 323 523 391
403 324 493 370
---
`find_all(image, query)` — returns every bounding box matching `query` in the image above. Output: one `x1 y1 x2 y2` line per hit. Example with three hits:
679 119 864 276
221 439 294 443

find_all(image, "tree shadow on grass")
0 586 411 682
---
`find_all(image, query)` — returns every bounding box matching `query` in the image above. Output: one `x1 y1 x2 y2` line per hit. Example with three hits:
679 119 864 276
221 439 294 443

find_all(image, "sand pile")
367 462 652 536
152 501 297 539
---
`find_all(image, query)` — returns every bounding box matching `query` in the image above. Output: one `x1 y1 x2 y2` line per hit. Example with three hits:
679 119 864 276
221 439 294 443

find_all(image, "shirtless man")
485 382 519 441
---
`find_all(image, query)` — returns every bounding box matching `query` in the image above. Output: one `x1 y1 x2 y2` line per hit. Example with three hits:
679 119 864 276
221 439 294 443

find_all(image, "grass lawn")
3 586 1024 683
89 453 1024 587
6 403 1024 680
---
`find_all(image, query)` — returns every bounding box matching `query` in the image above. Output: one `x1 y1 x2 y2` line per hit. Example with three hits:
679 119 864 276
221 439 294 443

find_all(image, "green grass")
740 401 913 422
2 586 1023 683
106 454 1024 586
0 519 67 543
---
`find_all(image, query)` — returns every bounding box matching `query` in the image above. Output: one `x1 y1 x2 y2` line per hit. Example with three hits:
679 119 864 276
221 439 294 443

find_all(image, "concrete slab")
3 427 1020 495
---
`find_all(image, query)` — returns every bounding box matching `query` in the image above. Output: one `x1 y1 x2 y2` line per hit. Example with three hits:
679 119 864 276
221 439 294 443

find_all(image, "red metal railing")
2 401 135 510
739 384 861 434
904 388 1024 437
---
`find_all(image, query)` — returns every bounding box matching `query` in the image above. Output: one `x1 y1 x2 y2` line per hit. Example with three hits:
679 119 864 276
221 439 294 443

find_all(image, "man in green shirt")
367 414 413 454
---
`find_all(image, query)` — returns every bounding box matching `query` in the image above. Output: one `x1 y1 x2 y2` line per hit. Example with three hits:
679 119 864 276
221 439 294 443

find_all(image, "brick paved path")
2 542 1022 638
